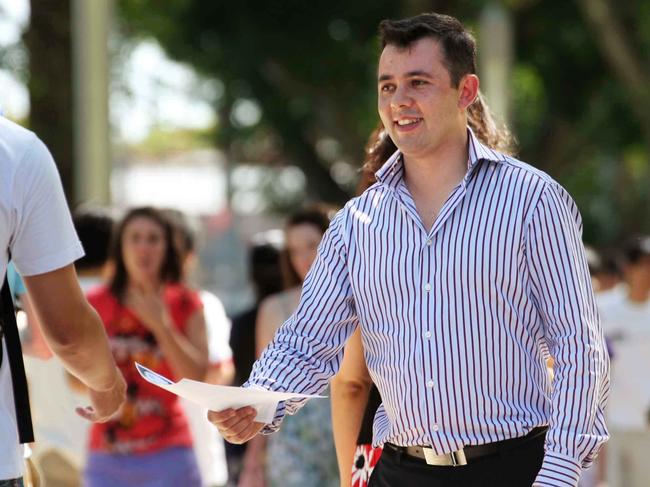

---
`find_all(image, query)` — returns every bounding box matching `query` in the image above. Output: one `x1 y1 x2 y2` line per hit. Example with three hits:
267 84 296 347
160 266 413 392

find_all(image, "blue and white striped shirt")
247 129 609 487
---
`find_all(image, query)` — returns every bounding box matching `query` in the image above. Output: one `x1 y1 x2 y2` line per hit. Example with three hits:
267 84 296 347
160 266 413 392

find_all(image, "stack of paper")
135 362 324 423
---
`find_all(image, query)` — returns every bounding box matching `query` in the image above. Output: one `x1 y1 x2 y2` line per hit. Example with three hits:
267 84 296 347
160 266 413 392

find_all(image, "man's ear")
458 74 479 110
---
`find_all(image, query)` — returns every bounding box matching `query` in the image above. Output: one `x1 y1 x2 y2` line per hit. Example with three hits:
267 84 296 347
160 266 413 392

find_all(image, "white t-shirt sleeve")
10 136 84 276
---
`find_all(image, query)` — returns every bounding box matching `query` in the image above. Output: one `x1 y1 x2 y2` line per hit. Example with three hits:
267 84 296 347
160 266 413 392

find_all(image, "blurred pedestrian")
598 236 650 487
238 205 338 487
226 234 283 486
83 207 207 487
0 116 125 486
166 208 234 487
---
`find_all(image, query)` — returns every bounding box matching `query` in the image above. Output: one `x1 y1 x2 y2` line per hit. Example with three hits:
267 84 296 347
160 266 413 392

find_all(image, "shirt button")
426 239 432 246
424 331 432 339
424 283 431 292
427 380 434 388
432 424 439 432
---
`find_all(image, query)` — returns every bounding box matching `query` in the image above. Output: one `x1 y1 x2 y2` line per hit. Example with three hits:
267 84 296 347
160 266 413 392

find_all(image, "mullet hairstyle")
108 206 182 302
361 12 515 185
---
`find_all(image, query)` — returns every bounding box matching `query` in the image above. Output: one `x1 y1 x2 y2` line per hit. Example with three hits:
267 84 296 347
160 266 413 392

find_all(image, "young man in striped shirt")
209 13 609 487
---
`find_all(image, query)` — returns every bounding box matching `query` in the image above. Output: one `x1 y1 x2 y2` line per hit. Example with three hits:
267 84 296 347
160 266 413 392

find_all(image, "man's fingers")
207 408 237 424
208 406 255 427
217 408 256 435
238 420 264 442
224 411 257 437
207 407 258 443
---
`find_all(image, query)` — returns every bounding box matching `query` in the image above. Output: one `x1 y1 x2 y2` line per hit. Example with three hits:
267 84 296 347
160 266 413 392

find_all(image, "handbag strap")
0 274 35 444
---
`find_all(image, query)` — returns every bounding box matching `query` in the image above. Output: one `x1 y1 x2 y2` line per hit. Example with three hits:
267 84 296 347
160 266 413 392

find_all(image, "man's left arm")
525 183 610 487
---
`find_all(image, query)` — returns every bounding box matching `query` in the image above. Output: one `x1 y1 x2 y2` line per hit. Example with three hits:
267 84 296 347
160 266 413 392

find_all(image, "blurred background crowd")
1 0 649 486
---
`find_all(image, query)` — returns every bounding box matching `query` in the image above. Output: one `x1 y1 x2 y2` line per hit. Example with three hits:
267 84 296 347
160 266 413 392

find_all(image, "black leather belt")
384 426 547 467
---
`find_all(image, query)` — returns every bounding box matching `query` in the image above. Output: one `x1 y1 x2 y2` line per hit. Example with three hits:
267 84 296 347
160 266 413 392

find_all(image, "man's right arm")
209 209 359 441
23 264 126 422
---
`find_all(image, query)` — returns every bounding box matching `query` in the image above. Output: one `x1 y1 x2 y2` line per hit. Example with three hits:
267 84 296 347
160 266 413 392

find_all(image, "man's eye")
412 79 427 86
380 85 394 92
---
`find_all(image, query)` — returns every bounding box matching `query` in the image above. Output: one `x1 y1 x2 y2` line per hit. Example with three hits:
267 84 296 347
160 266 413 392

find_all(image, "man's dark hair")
379 13 476 88
108 206 181 301
73 207 114 271
370 13 515 160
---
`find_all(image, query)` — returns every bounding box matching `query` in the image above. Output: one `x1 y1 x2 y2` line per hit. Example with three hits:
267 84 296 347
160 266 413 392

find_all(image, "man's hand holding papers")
134 362 324 443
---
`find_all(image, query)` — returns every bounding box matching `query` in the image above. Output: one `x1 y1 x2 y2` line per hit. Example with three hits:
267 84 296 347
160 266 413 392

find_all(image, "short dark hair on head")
622 235 650 265
73 206 114 271
379 12 477 87
108 206 182 301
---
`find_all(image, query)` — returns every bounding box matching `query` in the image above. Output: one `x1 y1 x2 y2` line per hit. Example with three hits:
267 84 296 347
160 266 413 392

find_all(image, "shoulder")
497 155 577 211
497 155 559 190
258 290 295 324
0 117 40 165
0 118 41 198
326 184 392 237
0 118 55 181
259 292 286 317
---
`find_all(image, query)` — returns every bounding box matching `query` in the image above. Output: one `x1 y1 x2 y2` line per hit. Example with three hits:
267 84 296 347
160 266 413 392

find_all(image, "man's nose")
390 84 412 110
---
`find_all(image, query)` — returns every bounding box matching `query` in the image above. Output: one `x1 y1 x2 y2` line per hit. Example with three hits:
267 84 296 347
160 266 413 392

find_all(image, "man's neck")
402 129 469 196
400 129 469 232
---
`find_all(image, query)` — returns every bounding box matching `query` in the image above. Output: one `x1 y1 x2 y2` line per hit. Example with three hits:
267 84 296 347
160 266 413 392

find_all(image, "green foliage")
117 0 650 244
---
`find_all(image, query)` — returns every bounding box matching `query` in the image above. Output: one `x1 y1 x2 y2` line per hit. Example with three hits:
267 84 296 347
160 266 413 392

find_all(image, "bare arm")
23 264 125 421
19 292 53 359
331 328 373 487
155 310 209 381
255 296 286 357
126 288 209 381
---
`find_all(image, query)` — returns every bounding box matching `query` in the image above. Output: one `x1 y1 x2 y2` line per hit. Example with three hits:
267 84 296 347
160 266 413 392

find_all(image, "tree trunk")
23 0 75 204
575 0 650 152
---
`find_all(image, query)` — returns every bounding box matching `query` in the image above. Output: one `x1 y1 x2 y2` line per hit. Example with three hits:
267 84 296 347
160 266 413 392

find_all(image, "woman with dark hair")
238 205 338 487
83 207 208 487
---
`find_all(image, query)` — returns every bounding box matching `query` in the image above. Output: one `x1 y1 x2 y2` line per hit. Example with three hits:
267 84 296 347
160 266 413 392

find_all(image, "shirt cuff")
260 401 286 434
533 450 582 487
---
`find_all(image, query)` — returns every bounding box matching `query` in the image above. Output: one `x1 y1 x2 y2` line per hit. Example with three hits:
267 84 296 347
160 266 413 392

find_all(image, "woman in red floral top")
83 207 209 487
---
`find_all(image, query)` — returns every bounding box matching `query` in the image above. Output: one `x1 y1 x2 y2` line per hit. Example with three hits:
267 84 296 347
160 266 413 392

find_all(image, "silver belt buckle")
423 447 468 466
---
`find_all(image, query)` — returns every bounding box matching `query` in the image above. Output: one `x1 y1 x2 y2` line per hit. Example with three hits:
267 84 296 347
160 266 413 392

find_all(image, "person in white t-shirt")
598 236 650 487
0 116 126 486
166 209 234 487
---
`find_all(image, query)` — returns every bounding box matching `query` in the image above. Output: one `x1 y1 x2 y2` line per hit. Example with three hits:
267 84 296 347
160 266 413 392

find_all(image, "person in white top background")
598 236 650 487
166 209 234 487
0 115 125 486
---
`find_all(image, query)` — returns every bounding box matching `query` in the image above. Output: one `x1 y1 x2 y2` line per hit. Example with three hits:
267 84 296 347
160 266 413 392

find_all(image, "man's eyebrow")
378 70 434 82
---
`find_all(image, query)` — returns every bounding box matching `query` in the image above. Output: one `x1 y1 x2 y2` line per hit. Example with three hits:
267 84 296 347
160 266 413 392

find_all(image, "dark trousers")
368 433 545 487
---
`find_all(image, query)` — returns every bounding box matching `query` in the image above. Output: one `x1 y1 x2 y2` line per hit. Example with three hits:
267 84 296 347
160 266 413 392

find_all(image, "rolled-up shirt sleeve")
244 209 358 432
525 183 610 487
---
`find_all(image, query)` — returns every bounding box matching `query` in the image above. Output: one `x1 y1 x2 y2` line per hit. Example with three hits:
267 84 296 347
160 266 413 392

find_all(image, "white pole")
72 0 112 205
479 2 514 126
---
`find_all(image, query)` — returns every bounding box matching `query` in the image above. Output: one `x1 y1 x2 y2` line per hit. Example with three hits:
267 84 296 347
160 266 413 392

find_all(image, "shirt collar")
375 127 507 190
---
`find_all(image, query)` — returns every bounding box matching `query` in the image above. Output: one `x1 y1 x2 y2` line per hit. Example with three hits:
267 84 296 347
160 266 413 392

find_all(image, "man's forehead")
378 38 443 76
